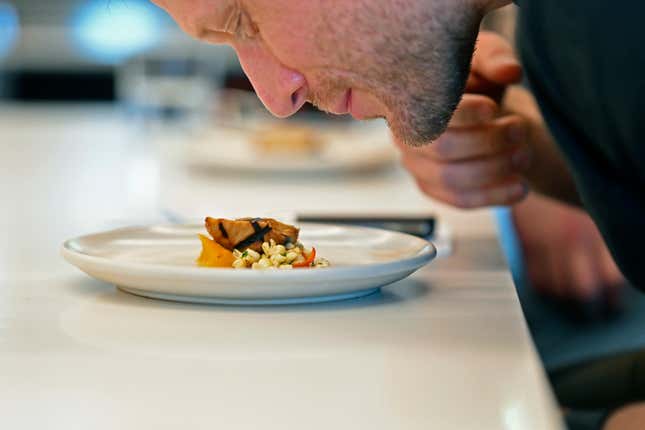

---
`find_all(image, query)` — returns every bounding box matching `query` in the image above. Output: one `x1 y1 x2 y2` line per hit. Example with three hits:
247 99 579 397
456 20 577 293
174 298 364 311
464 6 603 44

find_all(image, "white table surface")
0 104 563 429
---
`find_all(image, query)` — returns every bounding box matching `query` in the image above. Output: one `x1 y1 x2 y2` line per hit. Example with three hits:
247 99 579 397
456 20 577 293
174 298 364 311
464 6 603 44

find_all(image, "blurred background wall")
0 0 239 102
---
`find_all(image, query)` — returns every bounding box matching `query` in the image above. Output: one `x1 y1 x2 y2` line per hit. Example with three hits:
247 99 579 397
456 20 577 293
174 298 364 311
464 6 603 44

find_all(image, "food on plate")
198 217 330 270
232 239 328 270
205 217 299 253
196 234 235 268
252 124 323 155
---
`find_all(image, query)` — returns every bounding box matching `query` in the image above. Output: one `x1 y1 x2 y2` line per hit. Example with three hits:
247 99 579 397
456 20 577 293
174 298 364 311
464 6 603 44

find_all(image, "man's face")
152 0 482 145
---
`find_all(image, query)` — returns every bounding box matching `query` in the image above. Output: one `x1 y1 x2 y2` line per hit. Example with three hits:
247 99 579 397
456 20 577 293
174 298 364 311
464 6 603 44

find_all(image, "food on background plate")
197 217 330 270
252 124 323 155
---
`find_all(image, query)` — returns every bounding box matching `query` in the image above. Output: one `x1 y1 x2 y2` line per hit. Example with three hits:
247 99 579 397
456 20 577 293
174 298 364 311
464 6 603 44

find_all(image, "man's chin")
386 105 455 147
384 118 427 148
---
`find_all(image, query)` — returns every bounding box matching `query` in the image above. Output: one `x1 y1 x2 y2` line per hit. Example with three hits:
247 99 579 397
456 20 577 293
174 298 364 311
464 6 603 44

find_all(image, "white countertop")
0 105 563 429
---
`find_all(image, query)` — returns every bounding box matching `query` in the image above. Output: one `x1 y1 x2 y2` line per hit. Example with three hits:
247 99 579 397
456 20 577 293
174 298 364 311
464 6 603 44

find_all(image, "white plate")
179 123 397 175
61 223 436 305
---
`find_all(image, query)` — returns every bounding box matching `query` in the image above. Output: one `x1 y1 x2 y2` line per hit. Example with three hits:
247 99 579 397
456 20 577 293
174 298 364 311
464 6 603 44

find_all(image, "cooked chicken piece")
205 217 300 252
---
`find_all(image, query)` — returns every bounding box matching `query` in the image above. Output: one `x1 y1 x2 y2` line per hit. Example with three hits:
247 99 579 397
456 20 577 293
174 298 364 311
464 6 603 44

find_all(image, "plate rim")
61 223 437 279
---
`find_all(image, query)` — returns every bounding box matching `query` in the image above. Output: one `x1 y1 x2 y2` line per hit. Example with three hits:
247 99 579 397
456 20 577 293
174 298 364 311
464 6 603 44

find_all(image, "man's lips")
328 89 352 115
326 88 376 120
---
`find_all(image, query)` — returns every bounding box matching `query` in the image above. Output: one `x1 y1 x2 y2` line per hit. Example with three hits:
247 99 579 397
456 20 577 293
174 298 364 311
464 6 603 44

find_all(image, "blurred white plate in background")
179 122 398 175
61 223 436 305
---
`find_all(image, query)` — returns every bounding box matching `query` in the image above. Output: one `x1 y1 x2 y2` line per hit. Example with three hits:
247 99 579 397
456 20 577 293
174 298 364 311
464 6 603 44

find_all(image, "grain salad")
232 239 330 270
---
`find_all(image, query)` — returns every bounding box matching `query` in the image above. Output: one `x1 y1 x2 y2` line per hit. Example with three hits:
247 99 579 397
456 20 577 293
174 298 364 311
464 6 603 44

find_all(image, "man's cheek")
262 23 323 69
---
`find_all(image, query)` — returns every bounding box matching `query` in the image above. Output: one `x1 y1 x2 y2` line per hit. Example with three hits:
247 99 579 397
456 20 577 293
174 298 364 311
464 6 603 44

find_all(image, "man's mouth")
346 89 375 120
322 87 381 121
326 89 352 115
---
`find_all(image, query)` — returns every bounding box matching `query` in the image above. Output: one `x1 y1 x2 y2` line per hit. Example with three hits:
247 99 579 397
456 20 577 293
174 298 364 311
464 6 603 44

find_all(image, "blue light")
71 0 163 64
0 2 19 60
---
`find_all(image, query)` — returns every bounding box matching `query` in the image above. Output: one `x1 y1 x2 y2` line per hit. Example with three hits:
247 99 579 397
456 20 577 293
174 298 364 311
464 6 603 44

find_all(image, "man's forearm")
503 85 582 206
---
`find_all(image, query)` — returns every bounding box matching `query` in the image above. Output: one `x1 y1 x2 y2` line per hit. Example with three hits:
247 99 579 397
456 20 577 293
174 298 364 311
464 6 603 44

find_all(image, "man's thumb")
470 31 522 87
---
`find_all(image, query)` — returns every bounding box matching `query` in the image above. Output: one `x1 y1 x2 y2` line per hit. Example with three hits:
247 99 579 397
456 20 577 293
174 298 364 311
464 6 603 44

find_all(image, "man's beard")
385 41 477 147
310 1 479 147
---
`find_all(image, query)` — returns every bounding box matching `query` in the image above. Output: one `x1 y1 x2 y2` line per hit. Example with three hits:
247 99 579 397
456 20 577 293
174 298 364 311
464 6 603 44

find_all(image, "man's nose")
235 45 308 118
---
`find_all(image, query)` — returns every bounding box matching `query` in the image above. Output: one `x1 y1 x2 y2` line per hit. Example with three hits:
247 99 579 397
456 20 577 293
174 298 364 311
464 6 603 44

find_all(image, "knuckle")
438 166 462 192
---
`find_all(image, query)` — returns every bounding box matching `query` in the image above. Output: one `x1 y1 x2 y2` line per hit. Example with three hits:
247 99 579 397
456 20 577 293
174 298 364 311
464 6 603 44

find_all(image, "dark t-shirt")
515 1 645 290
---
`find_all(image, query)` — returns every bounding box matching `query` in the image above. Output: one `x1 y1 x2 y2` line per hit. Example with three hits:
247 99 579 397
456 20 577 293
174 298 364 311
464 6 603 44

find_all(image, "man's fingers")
394 92 532 210
448 94 498 127
401 145 528 191
409 115 531 162
469 31 522 91
415 178 528 209
443 155 526 189
471 32 522 83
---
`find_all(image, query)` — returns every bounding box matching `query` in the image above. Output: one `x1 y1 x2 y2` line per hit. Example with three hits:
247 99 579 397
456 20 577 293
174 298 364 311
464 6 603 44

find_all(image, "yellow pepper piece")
196 234 235 268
